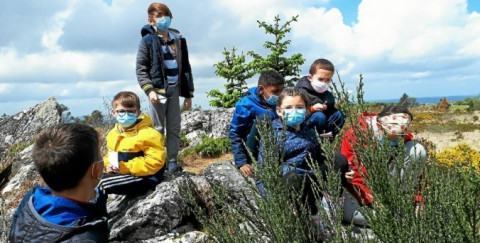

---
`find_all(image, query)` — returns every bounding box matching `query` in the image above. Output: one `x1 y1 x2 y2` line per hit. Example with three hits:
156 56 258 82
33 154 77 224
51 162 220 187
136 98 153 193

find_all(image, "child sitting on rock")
9 124 109 242
99 91 166 196
296 58 345 136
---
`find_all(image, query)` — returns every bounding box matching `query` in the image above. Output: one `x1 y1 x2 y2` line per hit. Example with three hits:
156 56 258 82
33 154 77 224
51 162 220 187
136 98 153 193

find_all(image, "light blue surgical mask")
265 94 278 106
283 108 306 127
116 113 137 127
89 187 100 204
390 140 399 147
156 16 171 31
261 87 278 106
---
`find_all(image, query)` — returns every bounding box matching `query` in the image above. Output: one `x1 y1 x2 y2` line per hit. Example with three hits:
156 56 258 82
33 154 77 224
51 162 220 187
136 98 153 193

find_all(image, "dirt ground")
182 153 233 174
416 130 480 152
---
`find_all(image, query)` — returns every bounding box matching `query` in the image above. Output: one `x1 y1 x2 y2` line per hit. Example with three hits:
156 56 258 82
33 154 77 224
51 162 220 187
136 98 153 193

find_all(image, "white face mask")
311 80 328 93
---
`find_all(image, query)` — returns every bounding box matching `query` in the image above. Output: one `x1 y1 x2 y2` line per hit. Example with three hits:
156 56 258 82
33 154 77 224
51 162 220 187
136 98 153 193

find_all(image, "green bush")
187 76 480 242
193 135 231 158
454 96 480 112
180 135 231 159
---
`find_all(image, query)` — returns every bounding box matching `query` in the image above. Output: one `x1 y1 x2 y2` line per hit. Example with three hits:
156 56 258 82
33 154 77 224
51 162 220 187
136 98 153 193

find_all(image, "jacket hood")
9 186 108 242
33 187 94 226
297 76 314 91
32 187 107 227
114 113 154 133
141 24 182 38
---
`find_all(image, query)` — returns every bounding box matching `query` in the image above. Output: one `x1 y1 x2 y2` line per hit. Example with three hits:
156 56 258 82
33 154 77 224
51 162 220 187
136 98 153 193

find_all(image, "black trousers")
282 153 350 215
98 167 164 196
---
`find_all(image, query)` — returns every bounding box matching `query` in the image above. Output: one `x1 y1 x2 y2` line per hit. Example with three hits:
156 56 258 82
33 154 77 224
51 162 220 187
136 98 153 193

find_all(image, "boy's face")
308 68 334 84
149 11 171 26
260 84 284 99
111 104 140 118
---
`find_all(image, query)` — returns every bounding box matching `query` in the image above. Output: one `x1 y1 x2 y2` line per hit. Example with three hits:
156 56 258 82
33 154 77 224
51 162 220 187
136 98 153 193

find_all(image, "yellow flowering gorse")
435 143 480 173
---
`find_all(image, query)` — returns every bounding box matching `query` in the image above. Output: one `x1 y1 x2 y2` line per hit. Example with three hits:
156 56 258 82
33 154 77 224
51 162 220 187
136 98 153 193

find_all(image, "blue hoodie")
229 87 278 168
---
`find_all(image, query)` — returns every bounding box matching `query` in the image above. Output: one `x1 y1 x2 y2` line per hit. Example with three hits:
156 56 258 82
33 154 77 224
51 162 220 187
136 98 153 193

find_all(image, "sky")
1 0 480 116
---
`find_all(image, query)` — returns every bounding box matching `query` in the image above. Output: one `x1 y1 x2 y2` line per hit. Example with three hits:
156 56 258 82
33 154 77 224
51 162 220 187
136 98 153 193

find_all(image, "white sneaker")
342 190 370 227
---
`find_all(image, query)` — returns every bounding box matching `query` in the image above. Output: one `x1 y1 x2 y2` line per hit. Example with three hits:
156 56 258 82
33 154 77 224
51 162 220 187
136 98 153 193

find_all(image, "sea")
371 95 479 104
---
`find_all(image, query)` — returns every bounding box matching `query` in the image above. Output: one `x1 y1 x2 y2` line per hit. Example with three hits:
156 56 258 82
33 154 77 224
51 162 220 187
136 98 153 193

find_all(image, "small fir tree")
208 47 254 108
247 15 305 87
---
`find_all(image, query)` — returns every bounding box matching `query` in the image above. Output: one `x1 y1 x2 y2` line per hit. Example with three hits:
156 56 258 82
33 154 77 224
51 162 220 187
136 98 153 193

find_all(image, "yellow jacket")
103 113 166 177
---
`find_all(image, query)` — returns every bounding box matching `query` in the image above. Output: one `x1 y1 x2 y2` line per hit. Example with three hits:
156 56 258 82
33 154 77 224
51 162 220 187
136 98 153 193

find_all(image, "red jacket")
340 113 417 205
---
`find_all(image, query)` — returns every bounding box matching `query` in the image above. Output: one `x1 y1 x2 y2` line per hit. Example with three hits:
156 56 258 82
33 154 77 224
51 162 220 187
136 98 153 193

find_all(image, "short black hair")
277 87 310 108
309 58 335 75
378 104 413 120
33 123 99 191
258 70 285 87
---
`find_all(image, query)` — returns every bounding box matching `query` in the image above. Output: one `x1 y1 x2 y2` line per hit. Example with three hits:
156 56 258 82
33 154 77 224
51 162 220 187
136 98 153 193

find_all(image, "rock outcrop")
0 100 248 242
181 108 234 146
0 97 62 164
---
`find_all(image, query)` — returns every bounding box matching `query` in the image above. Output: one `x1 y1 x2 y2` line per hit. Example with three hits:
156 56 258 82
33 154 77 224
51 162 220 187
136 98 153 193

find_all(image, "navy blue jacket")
258 119 324 175
296 76 337 116
136 25 194 98
9 186 109 242
229 87 278 168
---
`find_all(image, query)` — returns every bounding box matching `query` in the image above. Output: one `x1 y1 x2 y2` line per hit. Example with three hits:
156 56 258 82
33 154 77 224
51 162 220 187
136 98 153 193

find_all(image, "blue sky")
1 0 480 116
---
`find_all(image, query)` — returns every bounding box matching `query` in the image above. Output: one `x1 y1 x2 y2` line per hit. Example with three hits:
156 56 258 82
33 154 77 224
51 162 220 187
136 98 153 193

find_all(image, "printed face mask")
283 108 306 127
378 113 411 136
156 16 171 31
311 80 328 93
116 113 137 127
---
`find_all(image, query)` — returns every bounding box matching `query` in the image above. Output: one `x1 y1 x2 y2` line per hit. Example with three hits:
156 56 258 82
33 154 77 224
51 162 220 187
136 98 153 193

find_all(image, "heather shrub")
187 75 480 242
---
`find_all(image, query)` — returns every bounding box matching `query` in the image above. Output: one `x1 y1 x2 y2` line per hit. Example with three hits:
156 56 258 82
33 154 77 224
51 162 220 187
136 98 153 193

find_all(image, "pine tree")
247 15 305 87
208 47 254 108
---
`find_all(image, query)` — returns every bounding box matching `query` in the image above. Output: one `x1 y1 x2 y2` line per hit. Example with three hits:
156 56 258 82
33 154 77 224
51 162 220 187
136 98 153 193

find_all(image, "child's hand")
183 98 192 110
240 164 253 177
312 103 327 111
345 170 355 183
105 164 120 174
148 91 159 104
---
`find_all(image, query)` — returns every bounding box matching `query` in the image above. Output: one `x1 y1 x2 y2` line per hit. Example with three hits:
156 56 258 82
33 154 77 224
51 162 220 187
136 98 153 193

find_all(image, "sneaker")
311 214 332 240
168 160 180 173
342 190 370 227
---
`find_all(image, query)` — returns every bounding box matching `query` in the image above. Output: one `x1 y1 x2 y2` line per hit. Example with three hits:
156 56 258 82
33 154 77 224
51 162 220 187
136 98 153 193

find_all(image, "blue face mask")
89 187 100 204
261 87 278 106
156 16 171 31
265 94 278 106
390 140 399 147
117 113 137 127
284 109 306 127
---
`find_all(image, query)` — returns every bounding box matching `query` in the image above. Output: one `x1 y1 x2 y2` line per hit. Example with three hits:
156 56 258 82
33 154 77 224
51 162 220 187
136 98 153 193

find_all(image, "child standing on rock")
136 2 194 173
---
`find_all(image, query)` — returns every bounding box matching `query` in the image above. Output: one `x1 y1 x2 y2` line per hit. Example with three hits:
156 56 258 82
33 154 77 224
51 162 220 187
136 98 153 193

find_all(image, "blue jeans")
306 110 345 135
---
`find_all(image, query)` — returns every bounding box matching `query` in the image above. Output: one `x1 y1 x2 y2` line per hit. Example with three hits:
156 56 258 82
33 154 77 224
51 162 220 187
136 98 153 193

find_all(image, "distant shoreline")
370 94 479 104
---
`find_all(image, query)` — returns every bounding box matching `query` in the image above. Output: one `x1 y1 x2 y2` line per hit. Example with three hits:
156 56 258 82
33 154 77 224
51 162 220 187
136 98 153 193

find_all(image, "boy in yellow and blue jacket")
99 91 166 196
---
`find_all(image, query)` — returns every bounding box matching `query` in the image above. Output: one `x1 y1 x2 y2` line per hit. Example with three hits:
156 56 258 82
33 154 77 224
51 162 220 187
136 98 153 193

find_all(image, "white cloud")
0 48 135 83
41 1 75 51
1 0 480 116
0 83 11 94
